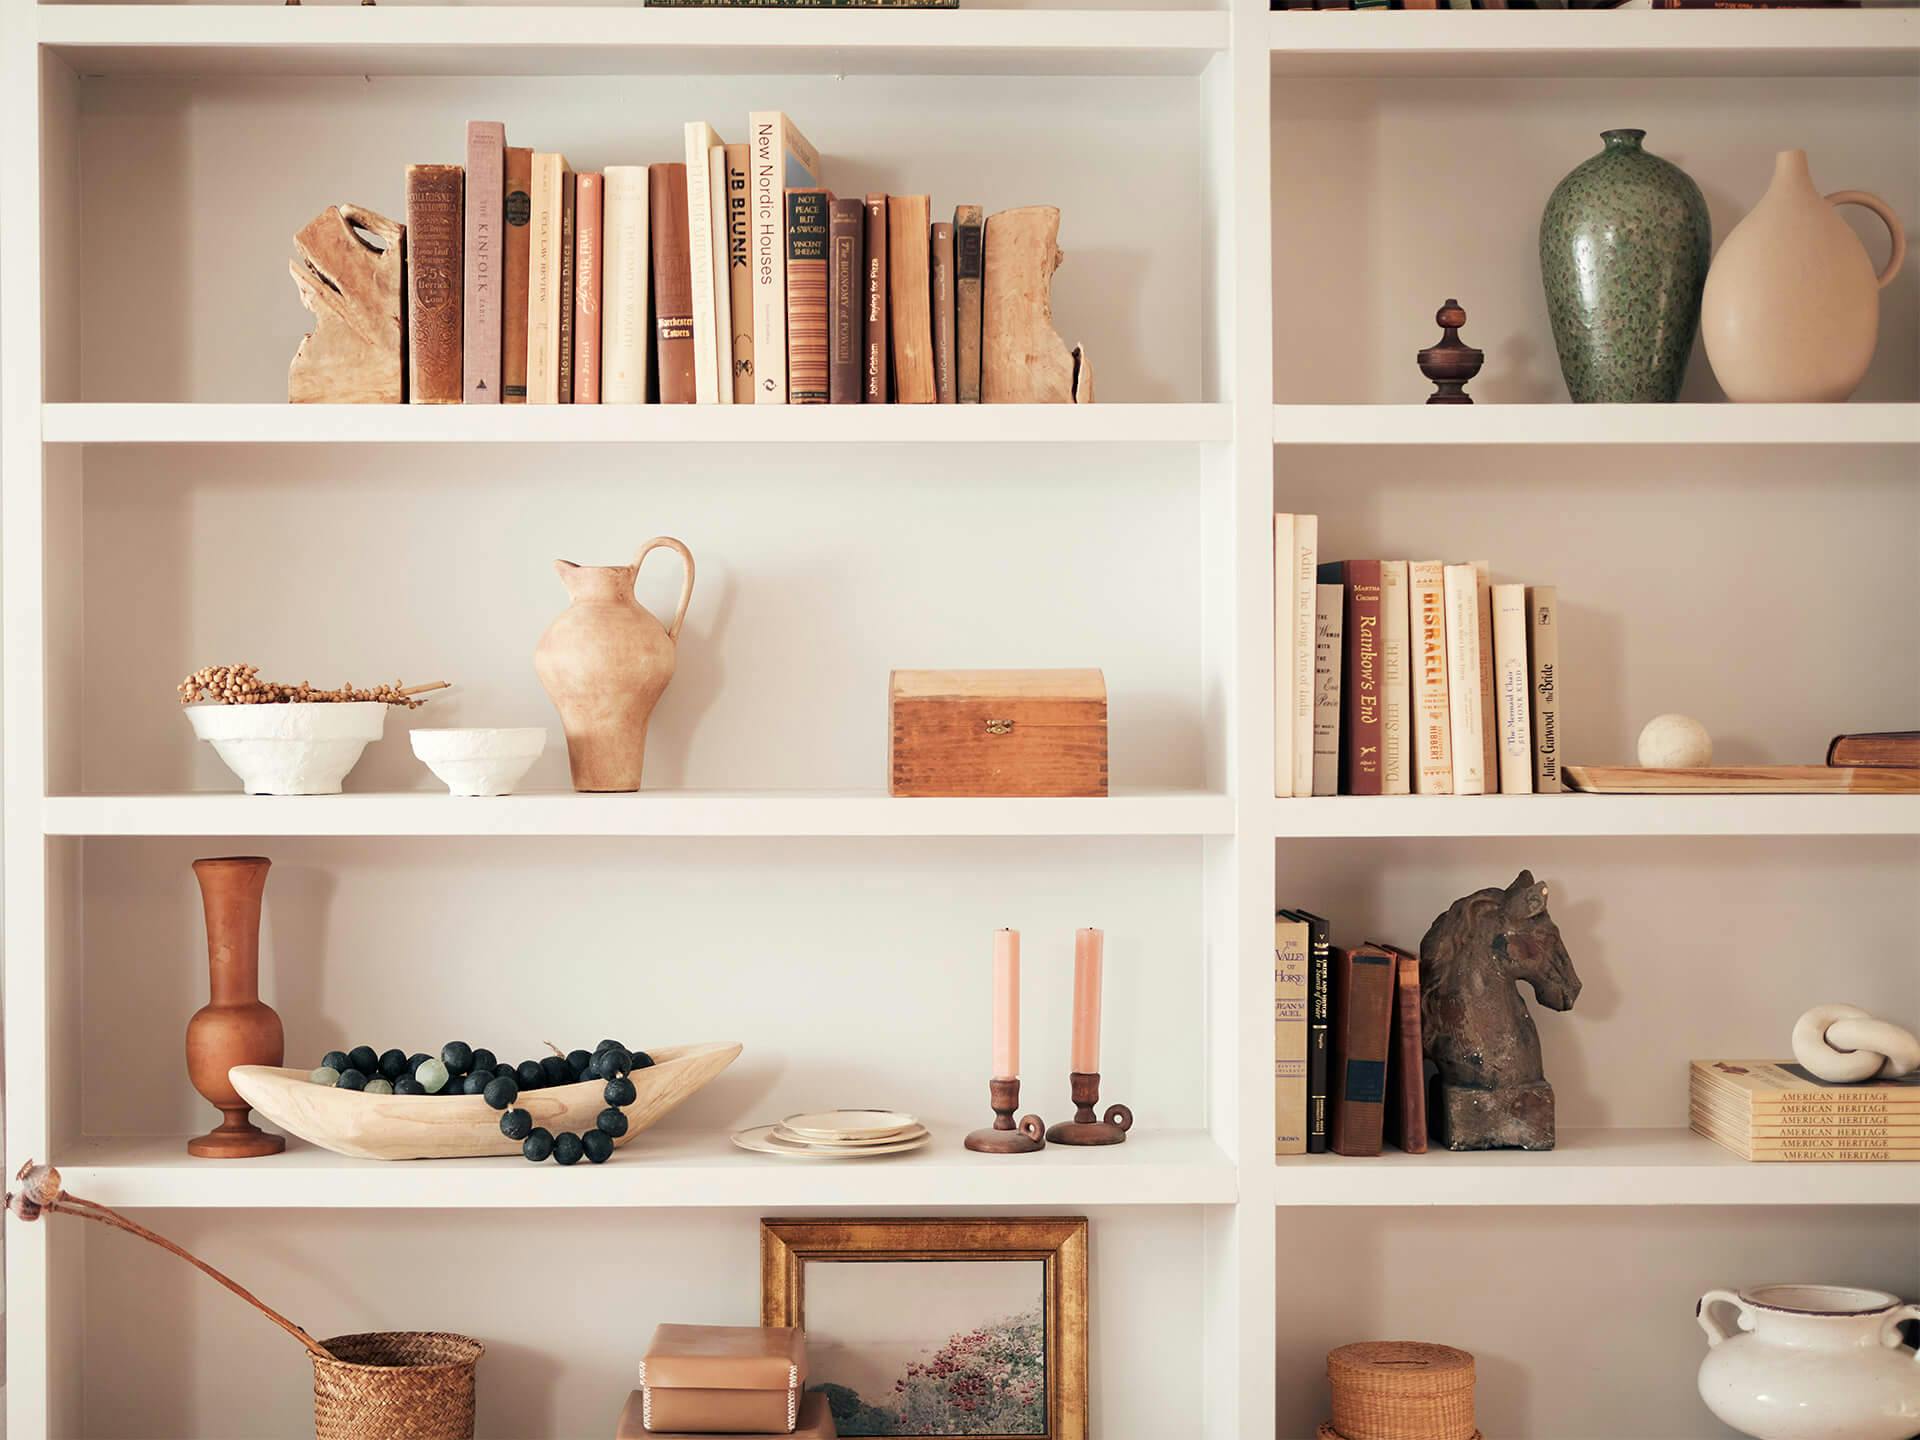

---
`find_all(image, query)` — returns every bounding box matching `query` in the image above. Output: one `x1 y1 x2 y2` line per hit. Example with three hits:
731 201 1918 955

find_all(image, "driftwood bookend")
982 205 1093 404
288 204 405 404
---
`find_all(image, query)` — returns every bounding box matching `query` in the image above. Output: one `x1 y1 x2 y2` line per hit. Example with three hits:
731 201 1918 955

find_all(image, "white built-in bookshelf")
2 4 1916 1437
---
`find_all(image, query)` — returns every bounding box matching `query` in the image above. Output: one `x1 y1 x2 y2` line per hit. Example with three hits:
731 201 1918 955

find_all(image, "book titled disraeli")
405 163 464 405
724 145 754 403
1329 943 1396 1157
462 122 505 404
1527 586 1560 793
650 162 697 405
1283 907 1333 1154
784 188 832 406
828 197 865 405
953 204 984 404
1492 583 1533 794
863 194 889 403
685 122 727 404
930 220 957 404
1311 584 1343 798
1442 562 1486 795
750 112 821 403
501 146 534 403
573 172 604 405
1320 560 1384 795
1377 559 1412 796
602 165 651 405
887 194 935 404
526 152 574 404
1274 913 1309 1157
1409 560 1453 795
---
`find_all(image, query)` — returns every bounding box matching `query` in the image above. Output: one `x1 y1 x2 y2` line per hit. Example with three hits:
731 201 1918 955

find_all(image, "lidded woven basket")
312 1331 484 1440
1325 1340 1476 1440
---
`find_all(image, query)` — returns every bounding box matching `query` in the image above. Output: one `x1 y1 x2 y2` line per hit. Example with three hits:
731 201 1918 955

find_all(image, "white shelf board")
40 5 1226 78
1271 1128 1917 1207
1272 403 1920 447
56 1128 1236 1208
44 789 1235 838
1263 793 1920 839
43 402 1228 447
1268 9 1920 79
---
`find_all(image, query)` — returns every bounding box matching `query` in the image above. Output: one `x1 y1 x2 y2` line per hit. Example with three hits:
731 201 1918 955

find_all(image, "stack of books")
1691 1060 1919 1162
1274 515 1561 798
394 112 1033 407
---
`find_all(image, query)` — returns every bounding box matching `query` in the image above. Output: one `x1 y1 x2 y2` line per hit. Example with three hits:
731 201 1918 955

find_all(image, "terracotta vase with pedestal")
1703 149 1908 403
186 856 285 1158
535 537 695 793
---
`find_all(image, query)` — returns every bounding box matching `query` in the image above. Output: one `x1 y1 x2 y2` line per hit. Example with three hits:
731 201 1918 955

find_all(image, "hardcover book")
602 165 651 405
651 162 697 404
1378 559 1412 796
1290 514 1319 797
784 188 832 405
828 197 866 405
685 122 727 404
557 168 577 404
724 145 754 403
709 145 735 405
1827 731 1920 767
1383 943 1426 1153
1527 585 1560 793
1493 583 1533 793
1274 515 1297 798
526 152 573 404
750 112 822 403
405 163 464 405
1329 944 1396 1157
1442 562 1487 795
930 220 957 404
1274 914 1309 1156
1409 560 1453 795
1283 907 1334 1154
572 171 604 405
462 122 505 404
1321 560 1384 796
1312 584 1343 797
954 203 984 403
863 194 889 403
1474 560 1499 789
887 194 935 404
502 146 534 403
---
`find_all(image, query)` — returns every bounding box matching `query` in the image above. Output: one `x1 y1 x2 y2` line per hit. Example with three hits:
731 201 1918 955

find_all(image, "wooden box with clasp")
888 669 1109 798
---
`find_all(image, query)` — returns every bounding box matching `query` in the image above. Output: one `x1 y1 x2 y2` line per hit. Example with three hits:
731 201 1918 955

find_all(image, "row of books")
1273 515 1561 798
1273 1 1912 9
405 113 1014 406
1691 1060 1919 1163
1275 911 1424 1156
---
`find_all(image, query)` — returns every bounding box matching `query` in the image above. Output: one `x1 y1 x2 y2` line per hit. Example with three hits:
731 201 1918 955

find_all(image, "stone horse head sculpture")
1419 870 1582 1151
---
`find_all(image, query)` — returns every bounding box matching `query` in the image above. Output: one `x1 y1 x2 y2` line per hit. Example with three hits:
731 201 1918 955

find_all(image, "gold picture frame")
760 1216 1088 1440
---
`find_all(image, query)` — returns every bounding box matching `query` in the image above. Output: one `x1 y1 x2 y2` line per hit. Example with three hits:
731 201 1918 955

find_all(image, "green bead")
415 1057 449 1094
308 1066 341 1087
364 1077 394 1095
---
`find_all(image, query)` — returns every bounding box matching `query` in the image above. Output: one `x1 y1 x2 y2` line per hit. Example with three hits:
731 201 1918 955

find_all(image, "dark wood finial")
1417 298 1484 405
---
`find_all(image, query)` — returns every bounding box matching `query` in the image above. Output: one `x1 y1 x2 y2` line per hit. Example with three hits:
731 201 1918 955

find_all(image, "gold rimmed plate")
780 1108 921 1142
731 1124 932 1160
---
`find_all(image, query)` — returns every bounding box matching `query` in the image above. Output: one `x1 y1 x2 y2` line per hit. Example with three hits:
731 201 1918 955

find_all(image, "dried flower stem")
179 664 449 710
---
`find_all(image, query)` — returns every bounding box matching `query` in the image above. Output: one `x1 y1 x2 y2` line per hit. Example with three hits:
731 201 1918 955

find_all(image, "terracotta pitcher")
535 537 695 793
186 856 285 1158
1703 150 1907 402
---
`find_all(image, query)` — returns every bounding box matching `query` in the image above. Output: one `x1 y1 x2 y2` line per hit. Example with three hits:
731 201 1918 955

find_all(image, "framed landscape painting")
760 1217 1088 1440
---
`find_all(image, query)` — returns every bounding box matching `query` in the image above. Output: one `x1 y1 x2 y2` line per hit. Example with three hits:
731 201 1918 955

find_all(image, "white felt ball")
1637 713 1713 768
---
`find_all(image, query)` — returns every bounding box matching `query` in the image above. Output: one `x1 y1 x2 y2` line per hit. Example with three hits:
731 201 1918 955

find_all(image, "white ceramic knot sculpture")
1792 1004 1920 1083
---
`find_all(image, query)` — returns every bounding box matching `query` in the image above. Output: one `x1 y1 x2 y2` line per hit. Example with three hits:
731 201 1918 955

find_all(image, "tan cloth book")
1409 560 1453 795
887 194 935 404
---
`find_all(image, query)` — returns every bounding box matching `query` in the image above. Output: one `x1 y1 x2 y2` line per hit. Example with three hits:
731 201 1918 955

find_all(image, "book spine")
1329 945 1396 1158
650 162 696 405
930 221 957 404
1291 514 1319 797
462 122 505 404
1389 948 1426 1153
405 163 464 405
1528 586 1560 793
526 154 563 404
1311 585 1343 797
785 188 831 406
1302 912 1332 1154
724 146 754 403
1378 559 1412 795
557 169 576 404
601 166 651 405
1443 563 1486 795
1274 917 1309 1157
572 172 603 405
748 112 820 403
685 124 722 404
1409 560 1453 795
1474 560 1499 789
828 197 866 405
709 146 735 405
863 195 890 403
1827 732 1920 767
502 147 533 403
1493 583 1533 793
954 204 984 404
887 195 935 404
1273 515 1297 798
1342 560 1385 796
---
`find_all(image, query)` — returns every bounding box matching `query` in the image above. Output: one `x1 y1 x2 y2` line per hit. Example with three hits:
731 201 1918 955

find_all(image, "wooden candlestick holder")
1045 1071 1133 1146
964 1077 1047 1154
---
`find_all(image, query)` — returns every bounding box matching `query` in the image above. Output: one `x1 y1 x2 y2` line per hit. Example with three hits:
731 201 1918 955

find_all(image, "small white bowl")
186 702 387 795
410 727 546 797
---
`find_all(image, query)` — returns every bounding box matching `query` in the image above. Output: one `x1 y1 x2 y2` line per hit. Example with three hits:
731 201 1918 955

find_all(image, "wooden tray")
1563 765 1920 796
231 1041 741 1160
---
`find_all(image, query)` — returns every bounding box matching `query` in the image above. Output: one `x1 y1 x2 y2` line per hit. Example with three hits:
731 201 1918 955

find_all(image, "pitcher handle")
1881 1302 1920 1354
1826 190 1907 289
633 537 695 641
1697 1290 1753 1348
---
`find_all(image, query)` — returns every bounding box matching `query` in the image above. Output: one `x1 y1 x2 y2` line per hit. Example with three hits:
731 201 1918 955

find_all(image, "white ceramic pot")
185 702 387 795
1697 1284 1920 1440
409 727 546 797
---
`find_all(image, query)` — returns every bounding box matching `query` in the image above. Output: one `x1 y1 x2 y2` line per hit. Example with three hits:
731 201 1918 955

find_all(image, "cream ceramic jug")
1702 150 1906 402
1696 1284 1920 1440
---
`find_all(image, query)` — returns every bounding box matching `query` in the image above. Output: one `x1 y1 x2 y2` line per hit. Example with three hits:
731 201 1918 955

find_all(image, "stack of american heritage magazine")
1690 1059 1919 1162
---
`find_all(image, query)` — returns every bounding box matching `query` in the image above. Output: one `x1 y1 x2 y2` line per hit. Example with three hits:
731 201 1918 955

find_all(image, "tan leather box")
638 1325 807 1435
617 1389 834 1440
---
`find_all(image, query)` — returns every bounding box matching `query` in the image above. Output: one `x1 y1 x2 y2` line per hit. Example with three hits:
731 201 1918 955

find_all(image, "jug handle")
633 537 695 641
1826 190 1907 289
1697 1290 1754 1348
1881 1302 1920 1354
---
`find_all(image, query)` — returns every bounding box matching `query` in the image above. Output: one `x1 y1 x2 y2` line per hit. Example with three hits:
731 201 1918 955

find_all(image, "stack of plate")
731 1109 930 1160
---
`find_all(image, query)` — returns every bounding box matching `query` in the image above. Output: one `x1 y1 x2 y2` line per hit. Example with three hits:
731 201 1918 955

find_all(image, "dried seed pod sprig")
179 664 449 709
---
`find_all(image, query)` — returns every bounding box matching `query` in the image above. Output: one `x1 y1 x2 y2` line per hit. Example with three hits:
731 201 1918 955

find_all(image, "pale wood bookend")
288 204 405 404
982 205 1093 404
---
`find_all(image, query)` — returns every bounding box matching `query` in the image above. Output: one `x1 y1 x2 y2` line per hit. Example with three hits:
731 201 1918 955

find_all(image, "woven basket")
313 1331 484 1440
1319 1424 1482 1440
1326 1341 1476 1440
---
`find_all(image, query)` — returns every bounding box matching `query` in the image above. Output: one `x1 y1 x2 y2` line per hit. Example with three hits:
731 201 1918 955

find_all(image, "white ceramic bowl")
185 702 387 795
409 727 547 796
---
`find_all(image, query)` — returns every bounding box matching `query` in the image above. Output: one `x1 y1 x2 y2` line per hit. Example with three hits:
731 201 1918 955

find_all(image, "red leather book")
405 164 464 404
1382 943 1427 1154
1329 943 1396 1158
1320 560 1385 795
650 163 696 405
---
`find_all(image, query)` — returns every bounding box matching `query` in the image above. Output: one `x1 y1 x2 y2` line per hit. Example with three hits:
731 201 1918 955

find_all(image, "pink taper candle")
992 929 1020 1080
1070 928 1104 1074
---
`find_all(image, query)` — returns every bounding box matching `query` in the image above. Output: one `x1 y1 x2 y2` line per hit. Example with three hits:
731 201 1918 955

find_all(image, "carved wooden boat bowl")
230 1041 742 1160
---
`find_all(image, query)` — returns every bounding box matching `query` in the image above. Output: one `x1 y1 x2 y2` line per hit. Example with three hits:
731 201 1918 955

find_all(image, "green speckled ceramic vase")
1540 129 1711 403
